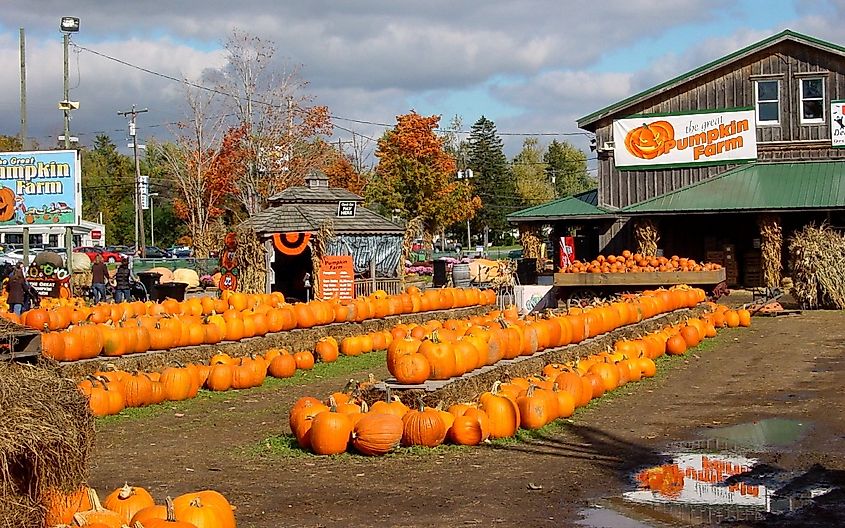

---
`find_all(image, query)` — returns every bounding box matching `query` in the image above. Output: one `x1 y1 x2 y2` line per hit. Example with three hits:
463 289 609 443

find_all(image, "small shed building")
246 170 404 300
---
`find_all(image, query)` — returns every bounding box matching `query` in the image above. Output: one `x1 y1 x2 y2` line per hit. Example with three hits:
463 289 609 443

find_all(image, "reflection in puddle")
625 453 766 507
576 507 655 528
623 452 834 525
701 418 810 450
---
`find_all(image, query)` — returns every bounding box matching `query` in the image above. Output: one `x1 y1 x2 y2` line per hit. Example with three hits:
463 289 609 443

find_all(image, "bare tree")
154 88 229 258
210 30 333 215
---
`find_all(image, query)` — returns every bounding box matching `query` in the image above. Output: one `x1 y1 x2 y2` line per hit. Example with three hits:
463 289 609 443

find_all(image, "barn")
509 30 845 288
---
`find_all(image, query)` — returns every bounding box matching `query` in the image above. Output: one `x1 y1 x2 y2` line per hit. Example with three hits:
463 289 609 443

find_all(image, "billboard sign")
613 108 757 169
0 150 81 227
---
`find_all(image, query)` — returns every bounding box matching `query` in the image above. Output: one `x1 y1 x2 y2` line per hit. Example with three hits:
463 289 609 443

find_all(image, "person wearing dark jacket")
113 261 132 302
91 255 108 304
6 264 26 316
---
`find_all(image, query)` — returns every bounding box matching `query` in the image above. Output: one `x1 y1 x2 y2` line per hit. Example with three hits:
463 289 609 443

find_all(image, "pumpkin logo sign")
624 121 675 160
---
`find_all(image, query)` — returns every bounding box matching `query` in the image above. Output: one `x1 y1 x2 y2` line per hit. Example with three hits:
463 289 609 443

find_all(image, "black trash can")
154 282 189 302
516 258 538 285
432 259 448 287
136 271 161 300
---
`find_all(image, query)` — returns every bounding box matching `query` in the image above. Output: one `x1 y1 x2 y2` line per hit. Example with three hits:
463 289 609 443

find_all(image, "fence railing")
354 278 404 298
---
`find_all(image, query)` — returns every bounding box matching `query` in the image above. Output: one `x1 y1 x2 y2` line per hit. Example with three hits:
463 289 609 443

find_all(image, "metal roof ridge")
578 29 845 129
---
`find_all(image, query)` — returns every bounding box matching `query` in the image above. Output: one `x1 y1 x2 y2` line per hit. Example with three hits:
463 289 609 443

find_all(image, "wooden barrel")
452 263 471 287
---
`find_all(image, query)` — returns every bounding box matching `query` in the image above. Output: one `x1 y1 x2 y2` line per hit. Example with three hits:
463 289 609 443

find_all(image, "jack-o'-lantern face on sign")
0 188 16 222
220 271 238 291
625 121 674 160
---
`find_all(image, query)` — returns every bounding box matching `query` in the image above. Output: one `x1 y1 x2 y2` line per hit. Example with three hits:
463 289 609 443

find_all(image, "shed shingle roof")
247 203 404 234
621 161 845 214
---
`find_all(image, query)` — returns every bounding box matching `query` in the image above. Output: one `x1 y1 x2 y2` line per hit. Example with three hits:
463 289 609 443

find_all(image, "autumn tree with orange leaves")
368 112 480 246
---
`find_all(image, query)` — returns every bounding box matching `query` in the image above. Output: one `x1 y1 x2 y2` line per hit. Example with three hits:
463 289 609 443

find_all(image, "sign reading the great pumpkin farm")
612 108 757 169
0 150 81 226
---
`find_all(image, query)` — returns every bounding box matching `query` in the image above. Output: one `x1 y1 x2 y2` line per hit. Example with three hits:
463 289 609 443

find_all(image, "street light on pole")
149 193 159 247
59 16 80 293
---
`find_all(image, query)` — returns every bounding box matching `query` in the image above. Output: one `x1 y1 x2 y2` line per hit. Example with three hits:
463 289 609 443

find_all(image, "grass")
96 351 388 426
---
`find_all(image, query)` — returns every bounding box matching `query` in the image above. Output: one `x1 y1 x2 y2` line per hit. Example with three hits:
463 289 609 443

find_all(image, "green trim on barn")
621 161 845 214
577 30 845 130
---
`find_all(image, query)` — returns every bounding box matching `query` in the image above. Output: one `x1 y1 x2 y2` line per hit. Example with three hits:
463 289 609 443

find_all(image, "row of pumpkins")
75 286 706 416
383 285 709 385
560 250 723 274
45 484 235 527
287 304 751 456
75 287 727 416
32 286 495 362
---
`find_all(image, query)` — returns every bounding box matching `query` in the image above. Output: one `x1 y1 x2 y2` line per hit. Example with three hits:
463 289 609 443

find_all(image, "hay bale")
173 268 200 288
71 253 91 272
788 224 845 309
0 361 94 528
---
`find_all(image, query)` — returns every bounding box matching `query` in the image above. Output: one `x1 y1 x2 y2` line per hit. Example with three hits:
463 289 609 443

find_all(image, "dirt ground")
89 302 845 528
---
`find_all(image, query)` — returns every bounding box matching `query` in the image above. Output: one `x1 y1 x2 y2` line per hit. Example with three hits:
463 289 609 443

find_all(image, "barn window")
800 78 825 123
755 80 779 124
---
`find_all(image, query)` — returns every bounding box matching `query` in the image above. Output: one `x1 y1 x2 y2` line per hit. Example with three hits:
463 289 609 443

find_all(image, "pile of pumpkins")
287 304 751 456
44 484 235 527
385 285 708 385
560 250 723 274
22 286 495 362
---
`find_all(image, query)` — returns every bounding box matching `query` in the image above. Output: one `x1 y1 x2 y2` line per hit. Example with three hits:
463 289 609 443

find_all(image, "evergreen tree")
467 116 519 242
544 140 596 197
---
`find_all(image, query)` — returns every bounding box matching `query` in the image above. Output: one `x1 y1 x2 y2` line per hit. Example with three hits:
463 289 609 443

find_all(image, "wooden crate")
0 318 41 361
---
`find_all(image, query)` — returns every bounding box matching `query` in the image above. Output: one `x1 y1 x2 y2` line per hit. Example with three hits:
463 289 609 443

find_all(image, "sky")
1 0 843 165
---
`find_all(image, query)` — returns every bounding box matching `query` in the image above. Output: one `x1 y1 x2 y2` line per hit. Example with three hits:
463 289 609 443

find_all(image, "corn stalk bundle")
757 214 782 288
634 218 660 257
233 226 267 294
311 221 334 298
0 361 94 528
401 216 425 273
519 225 542 271
787 223 845 309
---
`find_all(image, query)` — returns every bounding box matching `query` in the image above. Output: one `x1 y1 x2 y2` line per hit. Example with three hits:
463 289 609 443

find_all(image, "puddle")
576 506 655 528
700 418 810 450
620 452 838 526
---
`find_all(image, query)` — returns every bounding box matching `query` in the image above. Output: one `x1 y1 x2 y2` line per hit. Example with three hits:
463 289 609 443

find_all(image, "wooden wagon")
553 268 727 306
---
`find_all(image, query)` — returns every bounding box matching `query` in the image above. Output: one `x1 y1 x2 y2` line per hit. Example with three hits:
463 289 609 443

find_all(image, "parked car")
168 246 193 258
128 246 172 259
74 246 126 263
0 249 36 265
507 249 524 259
106 245 131 255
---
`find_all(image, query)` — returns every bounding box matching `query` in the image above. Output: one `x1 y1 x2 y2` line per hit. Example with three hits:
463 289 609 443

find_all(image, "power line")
70 42 597 140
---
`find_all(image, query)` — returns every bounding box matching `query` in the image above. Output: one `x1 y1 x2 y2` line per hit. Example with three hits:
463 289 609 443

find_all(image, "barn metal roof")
621 161 845 214
507 189 612 222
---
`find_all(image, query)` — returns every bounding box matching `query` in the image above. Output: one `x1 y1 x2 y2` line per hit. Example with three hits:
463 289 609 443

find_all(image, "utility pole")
19 28 27 150
118 105 148 258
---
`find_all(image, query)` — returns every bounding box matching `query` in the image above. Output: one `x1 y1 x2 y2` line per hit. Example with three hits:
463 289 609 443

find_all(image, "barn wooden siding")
594 41 845 210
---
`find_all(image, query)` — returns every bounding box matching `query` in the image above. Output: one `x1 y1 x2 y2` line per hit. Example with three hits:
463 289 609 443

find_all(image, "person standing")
113 260 132 303
6 263 26 316
91 255 108 304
